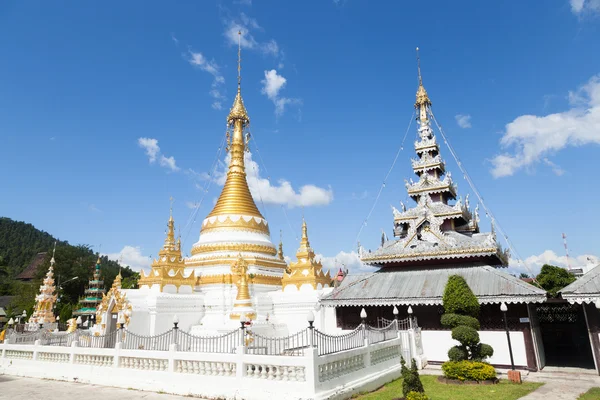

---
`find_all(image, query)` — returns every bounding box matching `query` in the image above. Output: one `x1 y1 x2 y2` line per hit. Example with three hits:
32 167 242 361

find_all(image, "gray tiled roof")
320 265 547 307
560 264 600 304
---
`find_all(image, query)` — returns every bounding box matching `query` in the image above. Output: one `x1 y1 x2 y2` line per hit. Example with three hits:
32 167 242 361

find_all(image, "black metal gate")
536 302 594 369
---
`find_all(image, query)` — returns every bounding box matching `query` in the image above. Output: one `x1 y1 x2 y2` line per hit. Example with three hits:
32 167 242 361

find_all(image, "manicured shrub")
441 313 480 330
442 275 480 317
451 325 480 348
441 360 497 381
406 391 429 400
400 357 426 398
447 345 468 362
472 343 494 361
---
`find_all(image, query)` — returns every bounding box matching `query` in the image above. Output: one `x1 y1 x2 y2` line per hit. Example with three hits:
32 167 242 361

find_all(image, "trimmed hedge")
401 357 425 398
451 325 480 348
448 346 468 362
406 391 430 400
442 275 480 317
441 313 481 330
441 360 497 382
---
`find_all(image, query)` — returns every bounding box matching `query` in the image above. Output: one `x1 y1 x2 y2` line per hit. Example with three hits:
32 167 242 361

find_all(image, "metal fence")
178 329 240 354
313 327 364 356
78 330 118 349
377 317 413 330
247 328 311 356
121 329 174 351
3 319 414 357
365 322 398 344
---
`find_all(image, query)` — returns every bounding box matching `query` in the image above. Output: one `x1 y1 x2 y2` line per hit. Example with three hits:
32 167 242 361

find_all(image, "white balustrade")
75 354 114 367
120 357 168 371
6 350 33 360
176 360 236 376
245 363 306 381
38 352 69 363
371 345 400 365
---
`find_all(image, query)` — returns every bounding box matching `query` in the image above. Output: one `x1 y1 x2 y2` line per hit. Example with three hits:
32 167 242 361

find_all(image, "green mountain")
0 217 136 320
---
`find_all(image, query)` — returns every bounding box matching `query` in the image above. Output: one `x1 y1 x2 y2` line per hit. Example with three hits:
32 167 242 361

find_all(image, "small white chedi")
118 61 336 338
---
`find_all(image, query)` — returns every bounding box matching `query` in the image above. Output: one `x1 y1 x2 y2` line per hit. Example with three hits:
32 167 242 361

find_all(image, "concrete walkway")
0 375 204 399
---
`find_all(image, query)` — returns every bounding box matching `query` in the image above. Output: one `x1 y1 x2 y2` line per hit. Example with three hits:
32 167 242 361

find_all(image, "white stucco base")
422 330 528 367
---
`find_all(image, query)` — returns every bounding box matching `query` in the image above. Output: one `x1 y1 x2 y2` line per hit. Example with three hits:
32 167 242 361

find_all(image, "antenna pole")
562 233 572 270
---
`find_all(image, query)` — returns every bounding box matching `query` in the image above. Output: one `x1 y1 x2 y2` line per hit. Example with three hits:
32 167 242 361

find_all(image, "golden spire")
414 47 432 121
277 230 284 260
206 30 263 220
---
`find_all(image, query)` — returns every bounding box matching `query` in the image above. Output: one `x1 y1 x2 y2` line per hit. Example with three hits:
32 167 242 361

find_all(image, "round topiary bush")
440 313 481 330
448 346 468 362
451 325 480 348
441 360 497 382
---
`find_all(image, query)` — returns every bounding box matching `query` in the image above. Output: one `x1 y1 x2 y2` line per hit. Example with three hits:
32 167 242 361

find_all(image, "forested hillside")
0 217 137 320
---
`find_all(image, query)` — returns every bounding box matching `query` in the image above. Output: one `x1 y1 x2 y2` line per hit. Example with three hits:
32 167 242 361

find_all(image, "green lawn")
578 387 600 400
354 375 543 400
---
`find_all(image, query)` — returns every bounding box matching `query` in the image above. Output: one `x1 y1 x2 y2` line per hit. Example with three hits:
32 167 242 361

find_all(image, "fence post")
168 343 177 372
33 339 41 360
304 346 319 397
70 340 78 364
236 344 246 379
113 341 122 369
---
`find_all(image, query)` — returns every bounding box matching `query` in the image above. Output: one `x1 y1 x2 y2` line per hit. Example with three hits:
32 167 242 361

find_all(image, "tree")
536 264 576 296
441 275 493 363
519 273 530 279
121 272 140 289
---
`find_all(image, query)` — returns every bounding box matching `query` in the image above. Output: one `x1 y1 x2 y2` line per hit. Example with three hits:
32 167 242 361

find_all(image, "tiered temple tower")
28 245 58 326
138 206 195 293
282 219 332 290
74 257 106 318
360 51 508 267
185 32 287 320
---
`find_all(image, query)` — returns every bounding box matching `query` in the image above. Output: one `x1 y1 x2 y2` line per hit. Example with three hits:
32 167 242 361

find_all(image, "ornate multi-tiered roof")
74 257 105 316
281 219 332 290
360 52 508 267
138 206 195 292
186 33 287 291
29 245 58 326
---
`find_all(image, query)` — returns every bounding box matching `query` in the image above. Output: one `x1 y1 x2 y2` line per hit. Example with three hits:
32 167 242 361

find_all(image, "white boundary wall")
422 330 528 367
0 334 413 400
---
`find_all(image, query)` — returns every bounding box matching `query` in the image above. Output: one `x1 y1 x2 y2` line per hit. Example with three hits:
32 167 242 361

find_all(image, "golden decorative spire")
414 47 432 121
282 218 332 290
138 206 194 292
206 30 263 221
230 254 256 320
277 230 284 260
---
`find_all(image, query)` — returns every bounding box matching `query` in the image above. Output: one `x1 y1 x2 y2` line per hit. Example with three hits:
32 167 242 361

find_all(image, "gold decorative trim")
191 242 277 256
200 215 270 235
361 247 501 262
197 273 282 286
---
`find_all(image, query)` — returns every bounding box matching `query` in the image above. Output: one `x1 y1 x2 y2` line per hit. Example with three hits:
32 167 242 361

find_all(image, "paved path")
521 372 600 400
0 375 205 399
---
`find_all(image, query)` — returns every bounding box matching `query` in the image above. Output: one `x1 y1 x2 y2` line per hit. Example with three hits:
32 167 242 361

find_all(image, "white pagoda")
28 244 58 328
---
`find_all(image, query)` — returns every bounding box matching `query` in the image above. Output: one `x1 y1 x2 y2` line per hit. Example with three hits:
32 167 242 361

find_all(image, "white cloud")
490 74 600 178
542 158 565 176
187 50 225 110
105 246 152 272
455 114 472 129
508 250 599 276
138 137 180 172
138 137 160 162
234 0 252 6
213 151 333 208
570 0 600 14
261 70 301 116
319 251 377 274
88 204 101 213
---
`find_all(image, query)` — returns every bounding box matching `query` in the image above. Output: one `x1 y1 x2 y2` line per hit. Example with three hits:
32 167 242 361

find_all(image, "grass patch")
579 387 600 400
354 375 543 400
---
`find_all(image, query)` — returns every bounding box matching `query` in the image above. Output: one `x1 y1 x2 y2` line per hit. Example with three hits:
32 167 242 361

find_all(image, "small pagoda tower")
74 256 105 318
28 244 58 326
138 205 195 293
281 219 332 290
360 49 508 267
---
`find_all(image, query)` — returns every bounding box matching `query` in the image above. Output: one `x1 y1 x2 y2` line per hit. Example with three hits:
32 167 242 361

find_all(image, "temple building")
321 52 548 371
28 245 58 328
73 257 105 318
124 33 337 337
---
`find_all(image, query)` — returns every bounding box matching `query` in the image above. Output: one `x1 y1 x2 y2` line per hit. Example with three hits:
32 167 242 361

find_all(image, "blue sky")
1 0 599 275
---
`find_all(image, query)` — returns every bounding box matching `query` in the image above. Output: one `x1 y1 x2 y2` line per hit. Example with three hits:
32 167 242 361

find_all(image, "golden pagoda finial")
206 31 262 222
278 230 284 260
50 241 57 266
169 196 174 220
237 30 242 90
414 47 432 120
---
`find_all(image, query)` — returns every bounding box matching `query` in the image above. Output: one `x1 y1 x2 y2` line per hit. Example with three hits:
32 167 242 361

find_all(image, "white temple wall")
421 330 527 367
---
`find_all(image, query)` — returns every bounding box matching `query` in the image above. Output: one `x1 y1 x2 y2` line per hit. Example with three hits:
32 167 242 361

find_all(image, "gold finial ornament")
414 47 432 115
230 254 256 320
206 29 262 222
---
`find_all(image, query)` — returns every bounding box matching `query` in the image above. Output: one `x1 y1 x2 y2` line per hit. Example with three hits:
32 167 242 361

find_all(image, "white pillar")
236 345 246 379
168 343 177 372
113 342 122 368
304 346 319 396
